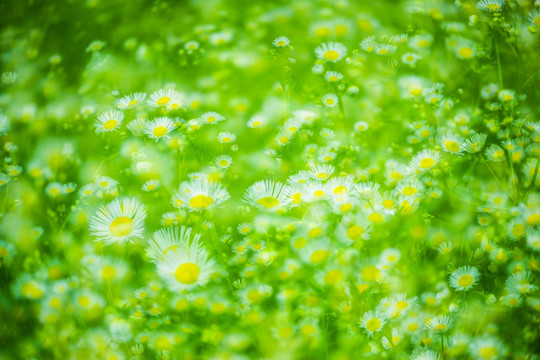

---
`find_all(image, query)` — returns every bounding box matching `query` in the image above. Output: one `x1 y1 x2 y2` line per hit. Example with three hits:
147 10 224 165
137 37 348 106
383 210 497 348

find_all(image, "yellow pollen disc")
302 325 316 335
175 263 200 284
78 296 90 307
379 48 388 55
128 99 138 106
102 265 116 280
294 237 306 249
153 126 168 137
277 41 286 46
366 318 381 332
109 216 134 237
368 212 384 224
382 199 395 209
147 184 156 191
207 116 215 123
493 150 505 159
420 158 435 169
324 270 344 285
458 274 474 287
257 196 279 209
247 289 262 303
333 185 347 194
395 301 408 311
347 225 364 240
218 160 228 167
486 4 500 11
308 228 323 238
104 119 117 130
50 298 61 308
434 324 447 332
402 186 417 196
279 136 289 144
458 47 473 59
317 172 328 179
324 50 339 61
362 265 379 282
252 121 261 127
222 137 231 143
445 140 460 153
291 192 302 204
310 249 328 264
189 194 214 210
325 99 334 105
157 96 170 106
479 347 497 359
526 214 540 226
314 190 324 197
410 88 422 96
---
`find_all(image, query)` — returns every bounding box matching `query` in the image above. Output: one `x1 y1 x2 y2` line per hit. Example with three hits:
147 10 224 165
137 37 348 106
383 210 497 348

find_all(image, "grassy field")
1 0 540 359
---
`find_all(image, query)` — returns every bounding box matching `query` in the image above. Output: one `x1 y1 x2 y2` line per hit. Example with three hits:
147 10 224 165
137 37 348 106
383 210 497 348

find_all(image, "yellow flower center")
109 216 133 237
153 126 168 137
458 47 473 59
102 265 116 280
189 194 214 210
434 324 447 332
324 269 344 285
157 96 170 106
310 249 328 264
257 196 279 209
402 186 417 196
366 318 381 332
526 214 540 226
104 119 117 130
458 274 474 288
420 158 435 169
78 295 90 307
479 347 498 359
445 140 461 153
347 225 364 240
175 262 200 285
324 50 339 61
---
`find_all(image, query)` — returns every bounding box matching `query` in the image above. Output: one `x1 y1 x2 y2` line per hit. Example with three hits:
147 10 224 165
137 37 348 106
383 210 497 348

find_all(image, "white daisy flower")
116 92 147 109
172 179 230 212
144 117 177 141
94 110 124 133
449 266 480 291
146 226 216 291
148 88 181 108
89 198 147 245
242 180 290 211
315 42 347 62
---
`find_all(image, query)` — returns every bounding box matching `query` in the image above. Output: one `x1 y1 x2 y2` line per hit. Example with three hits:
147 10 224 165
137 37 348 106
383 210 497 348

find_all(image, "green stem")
523 156 540 202
495 37 504 89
